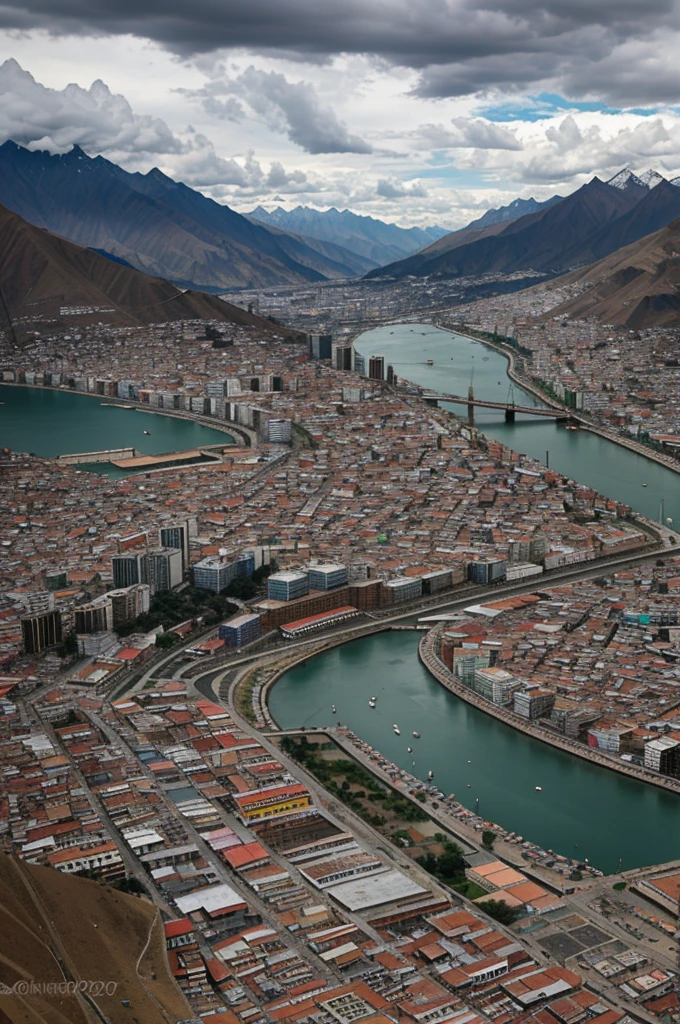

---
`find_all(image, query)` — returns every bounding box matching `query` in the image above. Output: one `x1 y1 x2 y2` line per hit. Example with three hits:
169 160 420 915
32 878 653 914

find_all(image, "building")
192 556 237 593
467 557 508 585
112 552 147 590
21 610 62 654
513 684 555 720
219 613 262 648
74 598 113 635
368 354 385 381
308 563 349 591
383 577 423 604
45 569 68 591
645 736 680 777
473 667 518 705
309 334 333 360
108 584 151 628
159 518 196 570
267 571 310 602
332 342 354 371
147 548 183 593
232 783 312 824
264 418 293 444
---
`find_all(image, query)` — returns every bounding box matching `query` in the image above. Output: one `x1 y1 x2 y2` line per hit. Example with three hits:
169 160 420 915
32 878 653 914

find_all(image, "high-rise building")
368 355 385 381
308 564 348 591
108 585 151 628
267 571 310 602
112 552 146 590
21 610 62 654
159 519 195 570
309 334 333 360
147 548 183 593
74 598 114 635
219 614 262 648
192 556 238 593
331 342 354 371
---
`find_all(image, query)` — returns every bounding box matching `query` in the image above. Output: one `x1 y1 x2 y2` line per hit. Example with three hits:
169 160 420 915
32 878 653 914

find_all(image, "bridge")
419 386 579 425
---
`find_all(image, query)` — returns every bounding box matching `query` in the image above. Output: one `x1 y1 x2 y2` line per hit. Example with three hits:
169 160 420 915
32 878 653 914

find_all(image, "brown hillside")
0 856 191 1024
544 216 680 328
0 201 290 338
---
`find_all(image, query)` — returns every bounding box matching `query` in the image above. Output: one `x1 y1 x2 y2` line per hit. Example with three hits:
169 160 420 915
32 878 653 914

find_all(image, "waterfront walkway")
418 625 680 796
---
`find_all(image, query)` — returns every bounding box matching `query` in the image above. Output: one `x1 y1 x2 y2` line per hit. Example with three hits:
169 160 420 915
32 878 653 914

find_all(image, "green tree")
477 899 520 925
155 632 179 649
482 830 495 850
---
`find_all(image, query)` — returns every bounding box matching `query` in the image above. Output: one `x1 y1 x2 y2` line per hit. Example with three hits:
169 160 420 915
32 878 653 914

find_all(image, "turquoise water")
355 324 680 525
270 323 680 873
0 385 234 476
270 632 680 873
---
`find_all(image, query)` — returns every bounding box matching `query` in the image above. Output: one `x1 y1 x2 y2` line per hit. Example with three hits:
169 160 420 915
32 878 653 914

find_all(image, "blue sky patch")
477 93 662 122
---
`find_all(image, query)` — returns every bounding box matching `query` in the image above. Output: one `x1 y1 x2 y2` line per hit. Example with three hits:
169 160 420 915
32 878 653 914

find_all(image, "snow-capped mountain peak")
638 169 666 188
607 167 646 190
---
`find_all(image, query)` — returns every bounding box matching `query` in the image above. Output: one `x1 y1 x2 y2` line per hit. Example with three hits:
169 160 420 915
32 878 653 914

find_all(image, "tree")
478 899 520 925
482 830 495 850
155 632 179 649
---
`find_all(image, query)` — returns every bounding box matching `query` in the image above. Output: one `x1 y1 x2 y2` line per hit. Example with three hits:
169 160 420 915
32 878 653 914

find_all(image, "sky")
2 1 680 228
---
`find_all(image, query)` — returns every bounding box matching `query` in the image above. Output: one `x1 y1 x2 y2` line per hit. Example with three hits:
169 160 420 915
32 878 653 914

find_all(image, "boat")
565 424 578 431
535 786 542 792
412 731 420 738
427 770 434 781
466 783 471 788
467 760 471 764
368 700 376 708
332 705 337 714
426 359 434 365
393 724 401 735
143 429 151 435
642 483 648 487
407 746 413 753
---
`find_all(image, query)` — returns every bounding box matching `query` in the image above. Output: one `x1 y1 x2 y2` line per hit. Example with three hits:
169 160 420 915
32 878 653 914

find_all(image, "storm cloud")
0 0 679 104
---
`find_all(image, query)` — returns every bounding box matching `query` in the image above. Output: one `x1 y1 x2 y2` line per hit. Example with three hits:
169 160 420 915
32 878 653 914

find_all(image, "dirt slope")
0 856 191 1024
0 201 293 338
543 216 680 328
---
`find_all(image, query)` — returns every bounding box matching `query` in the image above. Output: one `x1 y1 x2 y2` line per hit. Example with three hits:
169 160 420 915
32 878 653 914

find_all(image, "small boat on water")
427 770 434 781
412 731 420 738
535 786 542 792
368 699 376 708
642 483 648 487
426 359 434 365
393 723 401 735
143 429 151 435
466 783 471 788
407 746 413 753
331 705 337 714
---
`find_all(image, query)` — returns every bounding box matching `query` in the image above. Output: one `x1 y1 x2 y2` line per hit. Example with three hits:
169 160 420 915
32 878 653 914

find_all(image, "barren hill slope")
543 217 680 328
0 201 287 338
0 856 191 1024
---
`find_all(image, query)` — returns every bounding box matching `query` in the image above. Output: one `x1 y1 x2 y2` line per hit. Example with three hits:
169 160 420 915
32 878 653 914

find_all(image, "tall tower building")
21 610 62 654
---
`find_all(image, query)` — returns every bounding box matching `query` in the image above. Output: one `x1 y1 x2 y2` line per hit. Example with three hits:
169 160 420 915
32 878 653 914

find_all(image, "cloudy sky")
2 0 680 228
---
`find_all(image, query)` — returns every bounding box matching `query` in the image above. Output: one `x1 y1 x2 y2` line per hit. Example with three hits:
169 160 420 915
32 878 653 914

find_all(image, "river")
270 323 680 873
0 385 234 477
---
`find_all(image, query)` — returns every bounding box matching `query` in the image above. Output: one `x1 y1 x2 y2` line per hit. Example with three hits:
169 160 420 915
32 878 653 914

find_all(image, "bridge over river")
419 386 581 424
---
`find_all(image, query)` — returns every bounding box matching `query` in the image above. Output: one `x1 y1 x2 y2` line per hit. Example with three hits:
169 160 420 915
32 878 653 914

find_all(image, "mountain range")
0 142 376 291
0 200 294 340
366 169 680 284
248 205 448 268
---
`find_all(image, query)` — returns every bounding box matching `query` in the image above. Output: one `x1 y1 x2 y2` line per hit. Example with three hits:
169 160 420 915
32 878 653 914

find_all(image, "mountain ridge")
0 199 298 339
0 142 371 290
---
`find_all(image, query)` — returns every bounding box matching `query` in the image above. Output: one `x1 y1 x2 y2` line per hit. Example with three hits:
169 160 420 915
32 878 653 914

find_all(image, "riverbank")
0 382 255 447
447 326 680 481
419 623 680 797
